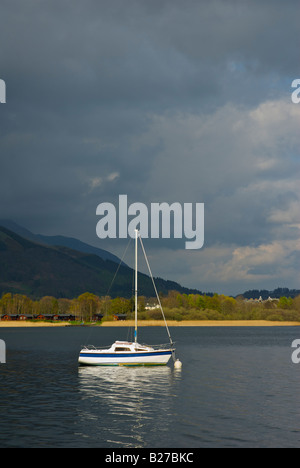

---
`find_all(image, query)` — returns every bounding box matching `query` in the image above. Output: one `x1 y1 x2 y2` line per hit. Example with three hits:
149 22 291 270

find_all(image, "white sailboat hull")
79 342 173 366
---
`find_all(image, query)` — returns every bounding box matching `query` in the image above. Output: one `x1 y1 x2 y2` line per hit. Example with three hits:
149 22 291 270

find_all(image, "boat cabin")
110 341 154 353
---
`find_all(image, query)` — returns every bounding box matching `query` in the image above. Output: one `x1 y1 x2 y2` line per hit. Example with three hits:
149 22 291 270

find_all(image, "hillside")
0 219 124 264
0 226 203 299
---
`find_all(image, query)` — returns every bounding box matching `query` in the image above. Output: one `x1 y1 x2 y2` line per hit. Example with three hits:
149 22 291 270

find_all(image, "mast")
134 229 138 343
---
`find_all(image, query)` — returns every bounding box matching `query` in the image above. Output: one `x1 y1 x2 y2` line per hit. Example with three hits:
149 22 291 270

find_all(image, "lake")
0 325 299 448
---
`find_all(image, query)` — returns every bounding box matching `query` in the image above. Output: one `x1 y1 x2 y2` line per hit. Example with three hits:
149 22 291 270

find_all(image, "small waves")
77 366 181 448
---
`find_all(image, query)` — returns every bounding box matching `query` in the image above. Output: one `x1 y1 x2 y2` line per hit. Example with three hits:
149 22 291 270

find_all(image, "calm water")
0 325 300 448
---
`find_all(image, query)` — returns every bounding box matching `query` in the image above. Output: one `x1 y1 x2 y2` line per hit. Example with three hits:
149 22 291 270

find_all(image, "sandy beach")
1 320 300 327
0 321 71 327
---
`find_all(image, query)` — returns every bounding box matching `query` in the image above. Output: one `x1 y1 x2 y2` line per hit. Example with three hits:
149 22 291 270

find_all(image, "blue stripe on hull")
79 362 167 367
79 351 172 359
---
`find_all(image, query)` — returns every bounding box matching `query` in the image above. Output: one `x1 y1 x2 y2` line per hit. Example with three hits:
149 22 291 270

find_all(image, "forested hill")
242 288 300 300
0 226 203 300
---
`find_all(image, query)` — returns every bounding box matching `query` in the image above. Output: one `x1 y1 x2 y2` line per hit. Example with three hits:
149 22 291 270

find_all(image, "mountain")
0 219 125 265
0 225 203 299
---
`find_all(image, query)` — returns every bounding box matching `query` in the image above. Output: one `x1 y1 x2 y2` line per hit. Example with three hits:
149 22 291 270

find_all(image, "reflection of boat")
78 364 173 387
77 365 180 448
78 230 176 367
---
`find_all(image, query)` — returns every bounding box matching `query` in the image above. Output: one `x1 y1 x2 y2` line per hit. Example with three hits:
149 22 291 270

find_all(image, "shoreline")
101 320 300 327
1 320 300 327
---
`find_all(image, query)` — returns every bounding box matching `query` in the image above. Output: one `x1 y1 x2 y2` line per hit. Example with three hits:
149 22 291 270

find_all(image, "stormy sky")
0 0 299 295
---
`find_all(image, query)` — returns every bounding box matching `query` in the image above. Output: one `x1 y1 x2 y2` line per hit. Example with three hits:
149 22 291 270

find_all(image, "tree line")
1 291 300 322
154 291 300 322
0 292 134 322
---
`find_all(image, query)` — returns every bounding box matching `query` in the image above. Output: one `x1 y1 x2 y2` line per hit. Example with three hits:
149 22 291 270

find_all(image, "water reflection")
77 366 181 448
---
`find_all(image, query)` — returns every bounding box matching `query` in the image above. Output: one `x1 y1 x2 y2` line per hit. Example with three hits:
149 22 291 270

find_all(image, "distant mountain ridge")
0 219 124 265
0 224 203 299
0 221 297 301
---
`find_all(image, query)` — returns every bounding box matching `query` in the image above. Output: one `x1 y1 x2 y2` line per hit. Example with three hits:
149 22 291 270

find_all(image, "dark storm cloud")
0 0 299 294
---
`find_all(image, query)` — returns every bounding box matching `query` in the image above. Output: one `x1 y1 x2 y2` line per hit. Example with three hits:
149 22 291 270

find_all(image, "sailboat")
78 230 177 367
